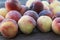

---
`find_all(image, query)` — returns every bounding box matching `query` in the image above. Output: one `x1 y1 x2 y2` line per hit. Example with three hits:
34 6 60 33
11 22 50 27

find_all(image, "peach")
20 5 28 15
24 10 39 21
37 16 52 32
5 0 22 12
52 17 60 35
0 8 8 17
5 10 22 22
39 10 53 19
0 19 18 38
18 15 36 34
30 0 43 13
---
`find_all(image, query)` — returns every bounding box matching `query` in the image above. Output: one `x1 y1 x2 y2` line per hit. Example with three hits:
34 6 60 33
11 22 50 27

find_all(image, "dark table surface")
0 0 60 40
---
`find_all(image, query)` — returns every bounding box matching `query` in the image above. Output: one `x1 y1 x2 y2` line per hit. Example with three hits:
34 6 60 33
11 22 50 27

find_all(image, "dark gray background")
0 0 60 40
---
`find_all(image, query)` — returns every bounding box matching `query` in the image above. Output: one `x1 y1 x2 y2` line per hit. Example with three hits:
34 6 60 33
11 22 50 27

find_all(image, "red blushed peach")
5 10 22 22
20 5 28 15
30 0 44 13
0 15 4 22
18 15 36 34
5 0 22 12
0 19 18 38
52 17 60 35
24 10 39 21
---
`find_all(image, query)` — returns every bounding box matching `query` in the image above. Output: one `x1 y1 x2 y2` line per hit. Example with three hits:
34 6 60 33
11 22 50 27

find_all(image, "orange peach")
0 19 18 38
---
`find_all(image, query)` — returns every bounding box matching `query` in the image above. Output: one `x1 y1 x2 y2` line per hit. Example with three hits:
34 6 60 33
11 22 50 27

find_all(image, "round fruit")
52 17 60 35
0 19 18 38
18 15 36 34
37 16 52 32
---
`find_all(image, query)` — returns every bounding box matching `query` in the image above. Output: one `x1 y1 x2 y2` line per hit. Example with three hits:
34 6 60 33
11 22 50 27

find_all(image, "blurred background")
0 0 27 5
0 0 27 8
0 0 60 8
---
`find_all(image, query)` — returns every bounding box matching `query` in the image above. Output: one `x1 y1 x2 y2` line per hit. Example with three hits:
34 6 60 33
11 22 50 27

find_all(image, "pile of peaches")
0 0 60 38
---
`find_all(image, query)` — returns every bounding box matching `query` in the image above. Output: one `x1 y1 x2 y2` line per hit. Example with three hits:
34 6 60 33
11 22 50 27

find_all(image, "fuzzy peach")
18 15 36 34
0 19 18 38
37 16 52 32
